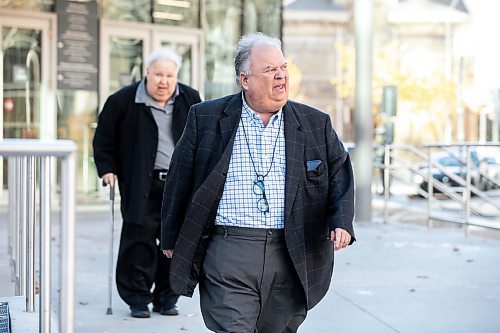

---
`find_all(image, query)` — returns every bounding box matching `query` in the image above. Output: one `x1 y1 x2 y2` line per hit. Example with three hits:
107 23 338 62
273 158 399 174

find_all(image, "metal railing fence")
382 142 500 235
1 139 77 333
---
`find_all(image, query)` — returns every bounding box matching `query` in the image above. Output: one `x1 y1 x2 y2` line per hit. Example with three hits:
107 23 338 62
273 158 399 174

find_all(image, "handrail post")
7 158 15 257
383 144 390 222
60 150 76 333
463 146 471 236
19 156 27 296
427 147 434 228
14 157 21 291
26 156 36 312
8 158 16 280
40 156 52 333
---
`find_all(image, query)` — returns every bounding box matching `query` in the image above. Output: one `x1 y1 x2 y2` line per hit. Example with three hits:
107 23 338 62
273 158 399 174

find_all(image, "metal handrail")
0 139 77 333
382 142 500 235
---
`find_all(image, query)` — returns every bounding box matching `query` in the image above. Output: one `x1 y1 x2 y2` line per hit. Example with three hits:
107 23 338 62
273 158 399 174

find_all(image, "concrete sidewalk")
2 202 500 332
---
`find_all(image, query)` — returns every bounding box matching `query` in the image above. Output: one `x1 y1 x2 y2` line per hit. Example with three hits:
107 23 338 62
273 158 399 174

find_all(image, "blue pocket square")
306 160 323 171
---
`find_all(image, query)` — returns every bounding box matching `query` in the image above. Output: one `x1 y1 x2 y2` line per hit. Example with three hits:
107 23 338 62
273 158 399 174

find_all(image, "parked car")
415 152 480 193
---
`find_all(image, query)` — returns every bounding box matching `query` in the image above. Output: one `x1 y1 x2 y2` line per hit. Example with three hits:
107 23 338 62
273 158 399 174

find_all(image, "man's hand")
331 228 351 251
102 173 117 187
162 249 174 258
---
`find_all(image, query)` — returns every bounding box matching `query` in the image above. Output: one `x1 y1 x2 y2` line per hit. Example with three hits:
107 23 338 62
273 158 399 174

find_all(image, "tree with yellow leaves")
332 41 457 144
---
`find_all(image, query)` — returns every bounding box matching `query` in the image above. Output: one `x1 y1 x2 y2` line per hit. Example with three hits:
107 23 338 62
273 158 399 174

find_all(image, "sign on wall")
56 0 99 91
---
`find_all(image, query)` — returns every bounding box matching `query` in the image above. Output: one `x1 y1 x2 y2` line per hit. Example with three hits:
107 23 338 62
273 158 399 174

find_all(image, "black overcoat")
161 93 355 310
93 81 201 224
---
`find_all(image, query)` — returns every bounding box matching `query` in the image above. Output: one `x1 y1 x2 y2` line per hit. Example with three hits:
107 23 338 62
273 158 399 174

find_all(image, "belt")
153 169 168 181
213 225 285 238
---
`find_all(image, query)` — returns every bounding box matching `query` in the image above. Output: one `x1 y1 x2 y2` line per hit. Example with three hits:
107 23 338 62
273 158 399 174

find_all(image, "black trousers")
200 226 307 333
116 179 178 309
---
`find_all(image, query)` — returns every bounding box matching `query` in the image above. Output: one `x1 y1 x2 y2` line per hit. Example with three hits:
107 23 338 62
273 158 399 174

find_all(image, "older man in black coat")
93 49 201 318
161 33 355 332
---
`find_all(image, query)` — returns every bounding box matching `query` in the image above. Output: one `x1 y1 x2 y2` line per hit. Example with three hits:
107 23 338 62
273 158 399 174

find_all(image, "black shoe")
152 305 179 316
130 306 151 318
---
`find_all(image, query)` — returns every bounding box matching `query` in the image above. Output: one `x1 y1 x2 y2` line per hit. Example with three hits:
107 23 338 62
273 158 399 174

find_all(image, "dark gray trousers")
200 226 307 333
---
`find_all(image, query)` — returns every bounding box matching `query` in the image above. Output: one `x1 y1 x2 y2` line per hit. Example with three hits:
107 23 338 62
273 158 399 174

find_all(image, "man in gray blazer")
161 32 355 332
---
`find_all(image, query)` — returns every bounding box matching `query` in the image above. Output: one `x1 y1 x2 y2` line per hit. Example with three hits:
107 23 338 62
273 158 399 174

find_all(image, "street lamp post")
354 0 374 223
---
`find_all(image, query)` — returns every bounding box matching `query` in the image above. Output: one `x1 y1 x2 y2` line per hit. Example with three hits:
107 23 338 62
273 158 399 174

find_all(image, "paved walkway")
2 198 500 332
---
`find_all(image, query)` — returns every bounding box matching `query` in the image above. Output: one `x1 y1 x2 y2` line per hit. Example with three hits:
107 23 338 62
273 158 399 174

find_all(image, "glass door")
153 28 203 91
99 20 151 110
0 10 57 187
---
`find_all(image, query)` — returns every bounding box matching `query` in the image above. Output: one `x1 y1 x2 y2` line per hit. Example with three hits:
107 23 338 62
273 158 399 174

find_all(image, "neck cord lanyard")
240 111 283 182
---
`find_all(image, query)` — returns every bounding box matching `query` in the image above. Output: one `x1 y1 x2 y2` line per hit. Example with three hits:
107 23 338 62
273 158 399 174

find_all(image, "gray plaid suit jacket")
161 92 355 310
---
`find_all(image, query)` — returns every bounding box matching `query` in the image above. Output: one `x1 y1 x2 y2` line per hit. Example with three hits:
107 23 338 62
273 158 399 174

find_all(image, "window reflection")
101 0 151 22
153 0 199 27
203 0 241 100
57 89 99 193
0 0 53 11
243 0 281 37
101 0 199 27
109 37 144 93
2 27 42 139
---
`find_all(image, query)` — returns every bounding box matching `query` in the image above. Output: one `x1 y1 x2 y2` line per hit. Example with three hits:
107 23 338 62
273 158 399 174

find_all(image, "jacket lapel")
201 93 241 201
284 102 304 223
220 93 243 148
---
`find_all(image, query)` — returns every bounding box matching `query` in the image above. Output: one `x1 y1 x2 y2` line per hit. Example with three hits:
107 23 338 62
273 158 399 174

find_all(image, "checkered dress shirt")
215 96 286 228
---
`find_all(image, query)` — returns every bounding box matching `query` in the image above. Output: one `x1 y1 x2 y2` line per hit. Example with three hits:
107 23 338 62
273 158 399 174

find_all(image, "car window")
438 157 462 167
484 157 496 164
471 151 480 165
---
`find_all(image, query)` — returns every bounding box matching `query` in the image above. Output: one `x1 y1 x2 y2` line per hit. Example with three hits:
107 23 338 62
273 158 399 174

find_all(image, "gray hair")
146 49 182 73
234 32 282 86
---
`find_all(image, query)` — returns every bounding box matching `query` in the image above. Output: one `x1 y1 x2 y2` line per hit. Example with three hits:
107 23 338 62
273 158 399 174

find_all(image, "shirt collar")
135 78 179 110
241 91 283 127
